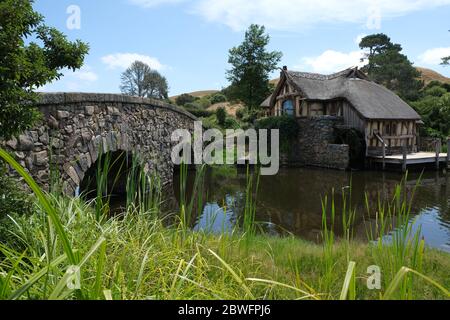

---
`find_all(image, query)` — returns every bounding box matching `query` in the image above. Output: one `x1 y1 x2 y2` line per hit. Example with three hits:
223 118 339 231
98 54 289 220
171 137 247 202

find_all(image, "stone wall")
287 116 349 170
1 93 196 194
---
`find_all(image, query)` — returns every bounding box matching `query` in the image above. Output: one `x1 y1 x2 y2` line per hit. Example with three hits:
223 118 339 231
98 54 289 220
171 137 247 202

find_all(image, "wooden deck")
368 152 449 171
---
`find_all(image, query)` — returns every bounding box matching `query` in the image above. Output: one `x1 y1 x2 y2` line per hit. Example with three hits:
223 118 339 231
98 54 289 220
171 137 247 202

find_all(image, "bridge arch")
2 93 196 194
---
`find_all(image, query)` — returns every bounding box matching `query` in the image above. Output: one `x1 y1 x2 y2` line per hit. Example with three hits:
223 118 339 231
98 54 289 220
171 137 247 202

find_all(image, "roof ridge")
287 67 356 81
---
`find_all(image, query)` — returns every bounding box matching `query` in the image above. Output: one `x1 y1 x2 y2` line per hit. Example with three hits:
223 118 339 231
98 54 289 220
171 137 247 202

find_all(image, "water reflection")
174 167 450 252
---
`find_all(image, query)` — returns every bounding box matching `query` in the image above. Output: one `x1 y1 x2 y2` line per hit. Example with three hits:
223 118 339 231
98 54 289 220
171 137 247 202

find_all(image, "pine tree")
359 33 423 101
226 24 282 110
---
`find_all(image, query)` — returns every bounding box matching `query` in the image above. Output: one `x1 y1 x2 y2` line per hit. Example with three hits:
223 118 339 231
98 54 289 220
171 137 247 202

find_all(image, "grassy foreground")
1 198 449 300
0 149 449 300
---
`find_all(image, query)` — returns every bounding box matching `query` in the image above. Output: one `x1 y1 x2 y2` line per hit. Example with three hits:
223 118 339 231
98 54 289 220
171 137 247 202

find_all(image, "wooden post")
436 139 441 170
402 141 407 173
382 142 386 170
447 137 450 169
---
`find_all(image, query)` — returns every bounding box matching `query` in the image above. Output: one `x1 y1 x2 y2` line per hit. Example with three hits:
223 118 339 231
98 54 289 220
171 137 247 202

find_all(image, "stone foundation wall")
1 93 196 194
287 116 349 170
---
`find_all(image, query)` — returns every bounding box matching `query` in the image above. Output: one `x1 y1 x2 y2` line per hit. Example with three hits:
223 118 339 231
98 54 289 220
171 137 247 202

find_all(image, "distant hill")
170 90 219 102
269 78 280 87
416 67 450 85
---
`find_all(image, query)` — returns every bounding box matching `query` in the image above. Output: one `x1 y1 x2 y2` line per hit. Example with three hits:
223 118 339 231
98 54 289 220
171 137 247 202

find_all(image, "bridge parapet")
2 93 196 194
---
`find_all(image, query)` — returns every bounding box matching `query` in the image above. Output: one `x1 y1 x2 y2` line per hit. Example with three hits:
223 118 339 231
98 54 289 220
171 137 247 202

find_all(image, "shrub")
184 102 200 109
224 117 240 129
424 85 447 98
255 116 299 152
175 94 196 106
236 108 245 120
201 117 223 130
216 107 227 126
183 104 215 118
241 108 265 124
0 164 33 229
210 93 227 104
196 97 212 109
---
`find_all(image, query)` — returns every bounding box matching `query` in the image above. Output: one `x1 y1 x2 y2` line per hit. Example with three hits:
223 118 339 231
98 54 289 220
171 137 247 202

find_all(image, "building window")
282 99 294 116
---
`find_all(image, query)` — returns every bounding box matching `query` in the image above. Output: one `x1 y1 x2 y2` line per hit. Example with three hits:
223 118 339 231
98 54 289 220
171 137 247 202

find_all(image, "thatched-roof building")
262 67 422 156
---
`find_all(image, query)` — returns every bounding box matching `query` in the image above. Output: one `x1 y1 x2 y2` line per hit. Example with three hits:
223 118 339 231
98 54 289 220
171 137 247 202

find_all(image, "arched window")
282 100 294 116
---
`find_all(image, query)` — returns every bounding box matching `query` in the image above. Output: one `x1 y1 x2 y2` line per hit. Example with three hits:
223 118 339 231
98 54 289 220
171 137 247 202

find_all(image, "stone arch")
1 93 196 195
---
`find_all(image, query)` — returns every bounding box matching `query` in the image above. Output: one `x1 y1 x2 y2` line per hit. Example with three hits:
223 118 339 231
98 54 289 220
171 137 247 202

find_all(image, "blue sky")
35 0 450 96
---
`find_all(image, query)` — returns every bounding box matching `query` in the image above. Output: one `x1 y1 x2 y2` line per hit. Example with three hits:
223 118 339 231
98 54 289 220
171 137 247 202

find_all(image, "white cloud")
298 50 365 74
193 0 450 31
129 0 186 8
418 47 450 65
71 66 99 82
37 66 99 92
101 53 166 71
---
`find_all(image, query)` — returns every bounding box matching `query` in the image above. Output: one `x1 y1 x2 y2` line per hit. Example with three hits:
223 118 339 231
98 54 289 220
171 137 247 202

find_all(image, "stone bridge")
2 93 196 194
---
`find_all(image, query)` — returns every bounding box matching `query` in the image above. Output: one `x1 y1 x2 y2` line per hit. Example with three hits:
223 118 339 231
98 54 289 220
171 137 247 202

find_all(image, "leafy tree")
183 103 214 118
194 96 212 109
411 82 450 138
0 0 89 140
175 93 196 106
236 108 244 120
120 61 168 99
255 116 299 153
226 24 282 110
359 33 423 101
210 93 227 104
146 70 169 100
216 107 227 126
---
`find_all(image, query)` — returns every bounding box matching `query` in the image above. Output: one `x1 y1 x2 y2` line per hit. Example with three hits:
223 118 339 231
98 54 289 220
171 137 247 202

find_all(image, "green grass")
0 148 449 300
2 199 448 300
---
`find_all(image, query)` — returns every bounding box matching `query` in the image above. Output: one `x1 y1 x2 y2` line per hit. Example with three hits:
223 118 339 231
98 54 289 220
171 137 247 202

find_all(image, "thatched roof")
267 67 421 120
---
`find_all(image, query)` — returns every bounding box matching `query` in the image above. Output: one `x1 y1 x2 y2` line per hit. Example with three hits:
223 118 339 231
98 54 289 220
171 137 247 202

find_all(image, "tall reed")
125 154 161 216
320 190 336 293
92 149 126 222
177 163 207 232
242 166 260 238
364 173 426 299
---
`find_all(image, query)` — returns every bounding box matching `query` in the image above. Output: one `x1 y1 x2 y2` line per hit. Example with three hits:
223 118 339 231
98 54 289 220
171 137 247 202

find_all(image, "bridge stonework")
2 93 196 194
